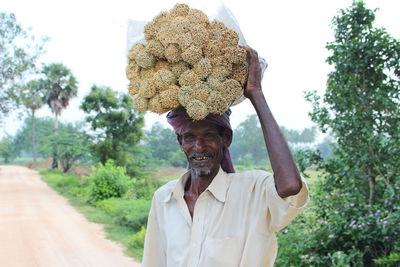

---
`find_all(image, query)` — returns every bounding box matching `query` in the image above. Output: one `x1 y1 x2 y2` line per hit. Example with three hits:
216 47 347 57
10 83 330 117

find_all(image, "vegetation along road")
0 165 140 267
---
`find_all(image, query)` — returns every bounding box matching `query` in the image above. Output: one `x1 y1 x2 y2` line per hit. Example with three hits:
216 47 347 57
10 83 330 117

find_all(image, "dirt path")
0 165 141 267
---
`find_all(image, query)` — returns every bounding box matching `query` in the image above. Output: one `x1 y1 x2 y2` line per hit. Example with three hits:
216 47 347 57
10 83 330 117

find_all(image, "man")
142 46 309 267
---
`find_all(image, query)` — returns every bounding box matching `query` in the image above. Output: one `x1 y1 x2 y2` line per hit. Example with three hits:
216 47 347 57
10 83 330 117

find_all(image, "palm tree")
42 63 78 169
21 79 45 163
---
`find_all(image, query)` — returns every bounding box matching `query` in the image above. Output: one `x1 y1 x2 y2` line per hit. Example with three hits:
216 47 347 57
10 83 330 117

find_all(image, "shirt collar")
163 167 228 203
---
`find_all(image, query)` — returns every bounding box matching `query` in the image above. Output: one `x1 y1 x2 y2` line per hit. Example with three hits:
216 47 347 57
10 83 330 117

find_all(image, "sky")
1 0 399 138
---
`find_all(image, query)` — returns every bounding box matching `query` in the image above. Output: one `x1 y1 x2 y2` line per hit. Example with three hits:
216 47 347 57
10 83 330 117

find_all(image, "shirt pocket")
200 236 242 267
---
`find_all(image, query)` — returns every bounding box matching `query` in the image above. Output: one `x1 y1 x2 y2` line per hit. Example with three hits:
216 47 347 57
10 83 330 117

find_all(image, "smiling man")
142 46 309 267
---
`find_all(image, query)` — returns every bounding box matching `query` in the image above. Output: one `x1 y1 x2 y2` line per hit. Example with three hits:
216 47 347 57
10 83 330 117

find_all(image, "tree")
20 79 46 163
230 114 268 166
0 12 45 120
306 1 399 205
281 126 317 144
80 85 144 174
45 122 91 172
42 63 78 169
145 122 186 167
300 1 400 264
12 117 91 170
230 114 316 166
0 138 13 164
13 117 55 158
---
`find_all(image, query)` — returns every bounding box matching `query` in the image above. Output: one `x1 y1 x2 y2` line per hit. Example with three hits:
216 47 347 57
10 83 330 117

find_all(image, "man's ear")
222 129 232 148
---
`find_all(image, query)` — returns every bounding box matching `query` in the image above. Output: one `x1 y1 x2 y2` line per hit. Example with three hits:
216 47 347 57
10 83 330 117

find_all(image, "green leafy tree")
43 122 91 172
42 63 78 169
0 138 13 163
0 12 45 120
281 126 317 144
20 79 46 163
230 114 268 166
295 1 400 264
306 1 399 205
145 122 186 167
80 85 144 174
230 115 316 166
13 117 54 158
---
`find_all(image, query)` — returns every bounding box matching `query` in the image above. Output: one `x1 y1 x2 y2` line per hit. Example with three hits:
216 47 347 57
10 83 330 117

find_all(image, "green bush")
127 226 146 249
374 252 400 266
89 160 130 202
96 198 151 231
276 177 400 266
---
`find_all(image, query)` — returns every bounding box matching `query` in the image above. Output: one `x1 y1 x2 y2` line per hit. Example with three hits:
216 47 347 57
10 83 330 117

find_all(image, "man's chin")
192 167 212 177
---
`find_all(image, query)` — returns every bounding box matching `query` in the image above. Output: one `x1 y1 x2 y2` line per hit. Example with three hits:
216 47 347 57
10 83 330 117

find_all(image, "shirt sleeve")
141 195 166 267
265 175 309 232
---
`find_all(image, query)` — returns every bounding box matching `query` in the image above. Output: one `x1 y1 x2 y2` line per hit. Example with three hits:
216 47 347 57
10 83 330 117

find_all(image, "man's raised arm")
243 46 302 198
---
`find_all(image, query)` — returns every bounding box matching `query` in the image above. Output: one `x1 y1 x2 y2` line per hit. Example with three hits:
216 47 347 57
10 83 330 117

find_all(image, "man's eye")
205 133 218 139
183 135 195 142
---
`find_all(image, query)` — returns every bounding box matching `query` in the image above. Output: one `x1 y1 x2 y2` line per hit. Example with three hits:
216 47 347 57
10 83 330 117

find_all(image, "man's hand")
241 45 262 98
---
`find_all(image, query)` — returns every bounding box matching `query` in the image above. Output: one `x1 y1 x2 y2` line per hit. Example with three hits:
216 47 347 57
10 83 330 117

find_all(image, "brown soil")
0 165 140 267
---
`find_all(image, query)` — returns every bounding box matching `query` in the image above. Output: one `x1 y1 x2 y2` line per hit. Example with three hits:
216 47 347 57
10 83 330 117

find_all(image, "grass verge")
38 168 145 261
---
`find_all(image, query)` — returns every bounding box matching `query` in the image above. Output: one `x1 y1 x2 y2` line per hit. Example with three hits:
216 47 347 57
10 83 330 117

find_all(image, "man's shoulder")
152 179 179 202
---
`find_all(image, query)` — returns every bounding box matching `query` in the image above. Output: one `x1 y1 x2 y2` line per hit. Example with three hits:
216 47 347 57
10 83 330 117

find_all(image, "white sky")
1 0 399 138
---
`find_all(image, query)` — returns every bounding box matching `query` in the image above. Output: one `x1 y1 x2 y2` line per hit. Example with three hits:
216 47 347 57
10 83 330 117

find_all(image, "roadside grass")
38 168 146 261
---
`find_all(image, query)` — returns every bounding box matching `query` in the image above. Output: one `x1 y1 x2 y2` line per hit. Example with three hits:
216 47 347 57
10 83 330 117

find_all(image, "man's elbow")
277 180 302 198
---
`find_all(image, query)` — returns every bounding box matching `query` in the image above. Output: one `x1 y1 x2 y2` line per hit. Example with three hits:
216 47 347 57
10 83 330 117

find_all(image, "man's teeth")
195 156 209 160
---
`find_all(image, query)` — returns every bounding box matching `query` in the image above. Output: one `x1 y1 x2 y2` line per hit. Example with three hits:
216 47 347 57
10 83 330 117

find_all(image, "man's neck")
185 168 218 196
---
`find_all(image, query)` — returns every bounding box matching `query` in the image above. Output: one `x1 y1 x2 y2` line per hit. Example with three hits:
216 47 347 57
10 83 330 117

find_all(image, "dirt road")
0 165 141 267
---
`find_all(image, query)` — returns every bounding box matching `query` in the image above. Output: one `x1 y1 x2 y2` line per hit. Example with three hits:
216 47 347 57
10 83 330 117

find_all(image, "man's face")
179 121 231 177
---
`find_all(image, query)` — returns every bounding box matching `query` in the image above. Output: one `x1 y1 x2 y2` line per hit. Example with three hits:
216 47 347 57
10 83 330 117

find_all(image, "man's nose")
194 138 205 152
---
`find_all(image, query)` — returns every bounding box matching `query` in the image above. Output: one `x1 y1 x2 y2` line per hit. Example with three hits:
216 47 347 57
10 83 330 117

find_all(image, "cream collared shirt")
142 167 309 267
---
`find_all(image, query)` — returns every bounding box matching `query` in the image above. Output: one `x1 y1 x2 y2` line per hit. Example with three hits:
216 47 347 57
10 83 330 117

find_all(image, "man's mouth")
190 152 214 162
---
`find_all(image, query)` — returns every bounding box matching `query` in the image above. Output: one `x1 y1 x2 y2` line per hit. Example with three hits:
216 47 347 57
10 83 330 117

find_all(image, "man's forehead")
180 120 219 134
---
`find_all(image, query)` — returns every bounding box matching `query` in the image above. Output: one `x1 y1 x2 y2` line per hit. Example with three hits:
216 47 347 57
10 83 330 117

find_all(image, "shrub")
96 198 151 231
89 160 130 202
127 226 146 249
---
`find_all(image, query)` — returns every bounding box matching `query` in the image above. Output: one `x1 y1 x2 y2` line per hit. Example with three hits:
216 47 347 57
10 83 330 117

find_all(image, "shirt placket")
187 193 208 267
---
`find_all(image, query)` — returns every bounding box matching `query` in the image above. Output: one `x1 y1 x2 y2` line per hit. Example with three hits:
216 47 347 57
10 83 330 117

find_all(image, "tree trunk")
51 113 59 169
31 109 37 164
368 167 376 205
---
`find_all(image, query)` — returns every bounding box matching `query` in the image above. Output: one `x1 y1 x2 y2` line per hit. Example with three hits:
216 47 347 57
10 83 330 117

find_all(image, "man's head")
167 107 235 173
178 120 232 177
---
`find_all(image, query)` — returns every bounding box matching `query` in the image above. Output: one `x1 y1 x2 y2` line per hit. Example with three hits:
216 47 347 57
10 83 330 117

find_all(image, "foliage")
0 137 13 163
20 79 47 162
39 168 92 199
80 85 144 174
305 0 400 205
12 117 93 168
44 122 91 172
0 12 45 120
96 198 151 232
13 117 56 157
293 148 323 178
127 226 146 250
278 1 400 265
374 252 400 266
281 126 317 144
89 160 130 202
144 122 186 167
42 63 78 119
41 62 78 169
230 114 268 165
230 114 317 166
